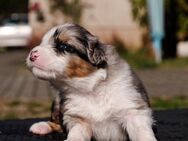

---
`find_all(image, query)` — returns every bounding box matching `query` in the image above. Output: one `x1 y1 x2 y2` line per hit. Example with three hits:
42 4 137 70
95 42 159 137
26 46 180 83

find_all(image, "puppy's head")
26 23 107 80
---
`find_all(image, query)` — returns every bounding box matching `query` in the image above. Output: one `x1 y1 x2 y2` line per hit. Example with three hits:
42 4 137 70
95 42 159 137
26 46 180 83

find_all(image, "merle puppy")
26 23 157 141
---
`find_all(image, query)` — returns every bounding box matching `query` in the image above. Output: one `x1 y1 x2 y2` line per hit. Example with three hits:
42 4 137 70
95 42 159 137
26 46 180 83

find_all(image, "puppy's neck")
51 68 107 93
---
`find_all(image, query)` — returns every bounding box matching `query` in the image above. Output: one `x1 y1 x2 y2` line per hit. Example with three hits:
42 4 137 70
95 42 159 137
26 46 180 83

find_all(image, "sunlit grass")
151 96 188 110
160 58 188 69
0 100 51 120
116 47 157 69
116 44 188 69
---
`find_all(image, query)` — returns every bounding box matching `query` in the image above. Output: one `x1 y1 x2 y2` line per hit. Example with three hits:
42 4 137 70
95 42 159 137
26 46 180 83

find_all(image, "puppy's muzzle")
29 50 39 62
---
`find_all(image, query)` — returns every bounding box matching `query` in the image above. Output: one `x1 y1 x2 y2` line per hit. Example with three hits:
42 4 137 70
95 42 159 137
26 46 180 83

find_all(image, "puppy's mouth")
30 63 47 71
28 61 57 72
27 62 58 80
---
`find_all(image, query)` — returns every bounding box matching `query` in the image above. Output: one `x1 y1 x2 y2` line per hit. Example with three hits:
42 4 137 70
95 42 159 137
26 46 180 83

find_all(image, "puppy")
26 23 157 141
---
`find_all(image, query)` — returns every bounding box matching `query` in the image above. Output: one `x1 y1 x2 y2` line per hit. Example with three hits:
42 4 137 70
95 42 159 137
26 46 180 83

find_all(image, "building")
29 0 144 49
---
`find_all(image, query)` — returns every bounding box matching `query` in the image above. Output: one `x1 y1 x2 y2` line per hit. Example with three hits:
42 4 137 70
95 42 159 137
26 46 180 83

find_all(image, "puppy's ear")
86 36 107 68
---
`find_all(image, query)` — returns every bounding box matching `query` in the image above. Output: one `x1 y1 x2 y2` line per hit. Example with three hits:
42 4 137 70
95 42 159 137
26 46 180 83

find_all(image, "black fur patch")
53 29 61 39
51 92 68 132
51 97 63 124
52 25 107 69
131 69 150 106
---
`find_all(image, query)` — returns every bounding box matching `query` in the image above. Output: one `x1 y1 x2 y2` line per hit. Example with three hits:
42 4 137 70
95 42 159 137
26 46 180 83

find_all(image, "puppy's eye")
56 43 75 53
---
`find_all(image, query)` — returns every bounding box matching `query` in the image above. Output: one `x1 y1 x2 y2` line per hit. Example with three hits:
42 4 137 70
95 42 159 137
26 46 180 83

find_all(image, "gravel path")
0 49 55 100
0 49 188 100
137 69 188 97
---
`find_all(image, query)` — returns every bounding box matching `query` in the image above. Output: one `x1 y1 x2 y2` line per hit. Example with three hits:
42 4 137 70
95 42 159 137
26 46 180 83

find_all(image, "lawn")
0 99 51 120
151 96 188 110
115 40 188 70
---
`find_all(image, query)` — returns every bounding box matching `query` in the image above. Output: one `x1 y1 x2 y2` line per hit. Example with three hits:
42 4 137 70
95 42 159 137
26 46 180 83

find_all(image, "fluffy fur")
26 23 157 141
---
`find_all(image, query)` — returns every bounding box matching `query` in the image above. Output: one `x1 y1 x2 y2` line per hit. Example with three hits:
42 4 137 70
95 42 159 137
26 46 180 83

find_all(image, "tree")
130 0 148 27
130 0 188 58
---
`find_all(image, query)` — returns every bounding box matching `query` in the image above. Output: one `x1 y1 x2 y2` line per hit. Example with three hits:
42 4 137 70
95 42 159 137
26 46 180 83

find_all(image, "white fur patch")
29 121 52 135
26 45 68 80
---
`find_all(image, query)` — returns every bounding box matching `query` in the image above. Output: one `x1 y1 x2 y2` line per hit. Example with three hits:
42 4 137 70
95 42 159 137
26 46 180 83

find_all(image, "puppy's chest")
64 94 114 122
63 95 126 141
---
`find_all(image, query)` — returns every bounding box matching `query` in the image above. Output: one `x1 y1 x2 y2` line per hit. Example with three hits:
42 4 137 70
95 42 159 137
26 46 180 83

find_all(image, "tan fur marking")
66 56 96 78
47 121 63 132
58 33 71 42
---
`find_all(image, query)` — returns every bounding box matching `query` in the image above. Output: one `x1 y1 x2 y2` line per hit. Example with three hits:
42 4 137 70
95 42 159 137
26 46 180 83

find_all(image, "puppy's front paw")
29 121 52 135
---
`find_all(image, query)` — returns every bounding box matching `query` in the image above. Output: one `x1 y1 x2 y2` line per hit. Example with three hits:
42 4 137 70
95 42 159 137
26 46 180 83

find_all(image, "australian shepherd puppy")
26 23 157 141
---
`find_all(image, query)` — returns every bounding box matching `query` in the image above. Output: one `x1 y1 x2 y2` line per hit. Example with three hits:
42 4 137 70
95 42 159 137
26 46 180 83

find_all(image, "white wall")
29 0 144 49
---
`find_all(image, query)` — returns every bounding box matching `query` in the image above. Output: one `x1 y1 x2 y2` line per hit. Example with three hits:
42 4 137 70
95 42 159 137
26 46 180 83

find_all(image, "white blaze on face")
26 45 68 80
29 47 55 69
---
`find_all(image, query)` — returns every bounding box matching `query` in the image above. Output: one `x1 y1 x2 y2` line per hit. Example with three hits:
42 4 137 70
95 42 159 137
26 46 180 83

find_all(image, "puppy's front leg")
65 118 92 141
122 109 157 141
30 95 63 135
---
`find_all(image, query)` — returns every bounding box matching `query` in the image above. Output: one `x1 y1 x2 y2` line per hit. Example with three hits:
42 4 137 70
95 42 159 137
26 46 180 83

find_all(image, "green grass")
116 44 188 69
7 100 22 106
116 46 157 69
3 113 19 119
113 37 157 69
160 57 188 69
151 96 188 109
0 100 51 120
27 101 51 115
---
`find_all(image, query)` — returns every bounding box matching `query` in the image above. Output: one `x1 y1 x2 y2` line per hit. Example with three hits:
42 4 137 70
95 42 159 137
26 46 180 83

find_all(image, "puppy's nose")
30 50 39 62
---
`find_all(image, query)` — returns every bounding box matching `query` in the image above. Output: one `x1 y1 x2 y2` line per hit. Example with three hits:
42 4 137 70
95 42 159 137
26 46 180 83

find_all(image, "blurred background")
0 0 188 120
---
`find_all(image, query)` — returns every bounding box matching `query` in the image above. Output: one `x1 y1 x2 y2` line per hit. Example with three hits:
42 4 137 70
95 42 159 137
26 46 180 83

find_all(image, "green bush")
130 0 188 39
114 38 157 69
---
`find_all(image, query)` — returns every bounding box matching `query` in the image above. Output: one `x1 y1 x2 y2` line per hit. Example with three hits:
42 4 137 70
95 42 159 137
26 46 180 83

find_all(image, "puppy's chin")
31 67 56 80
